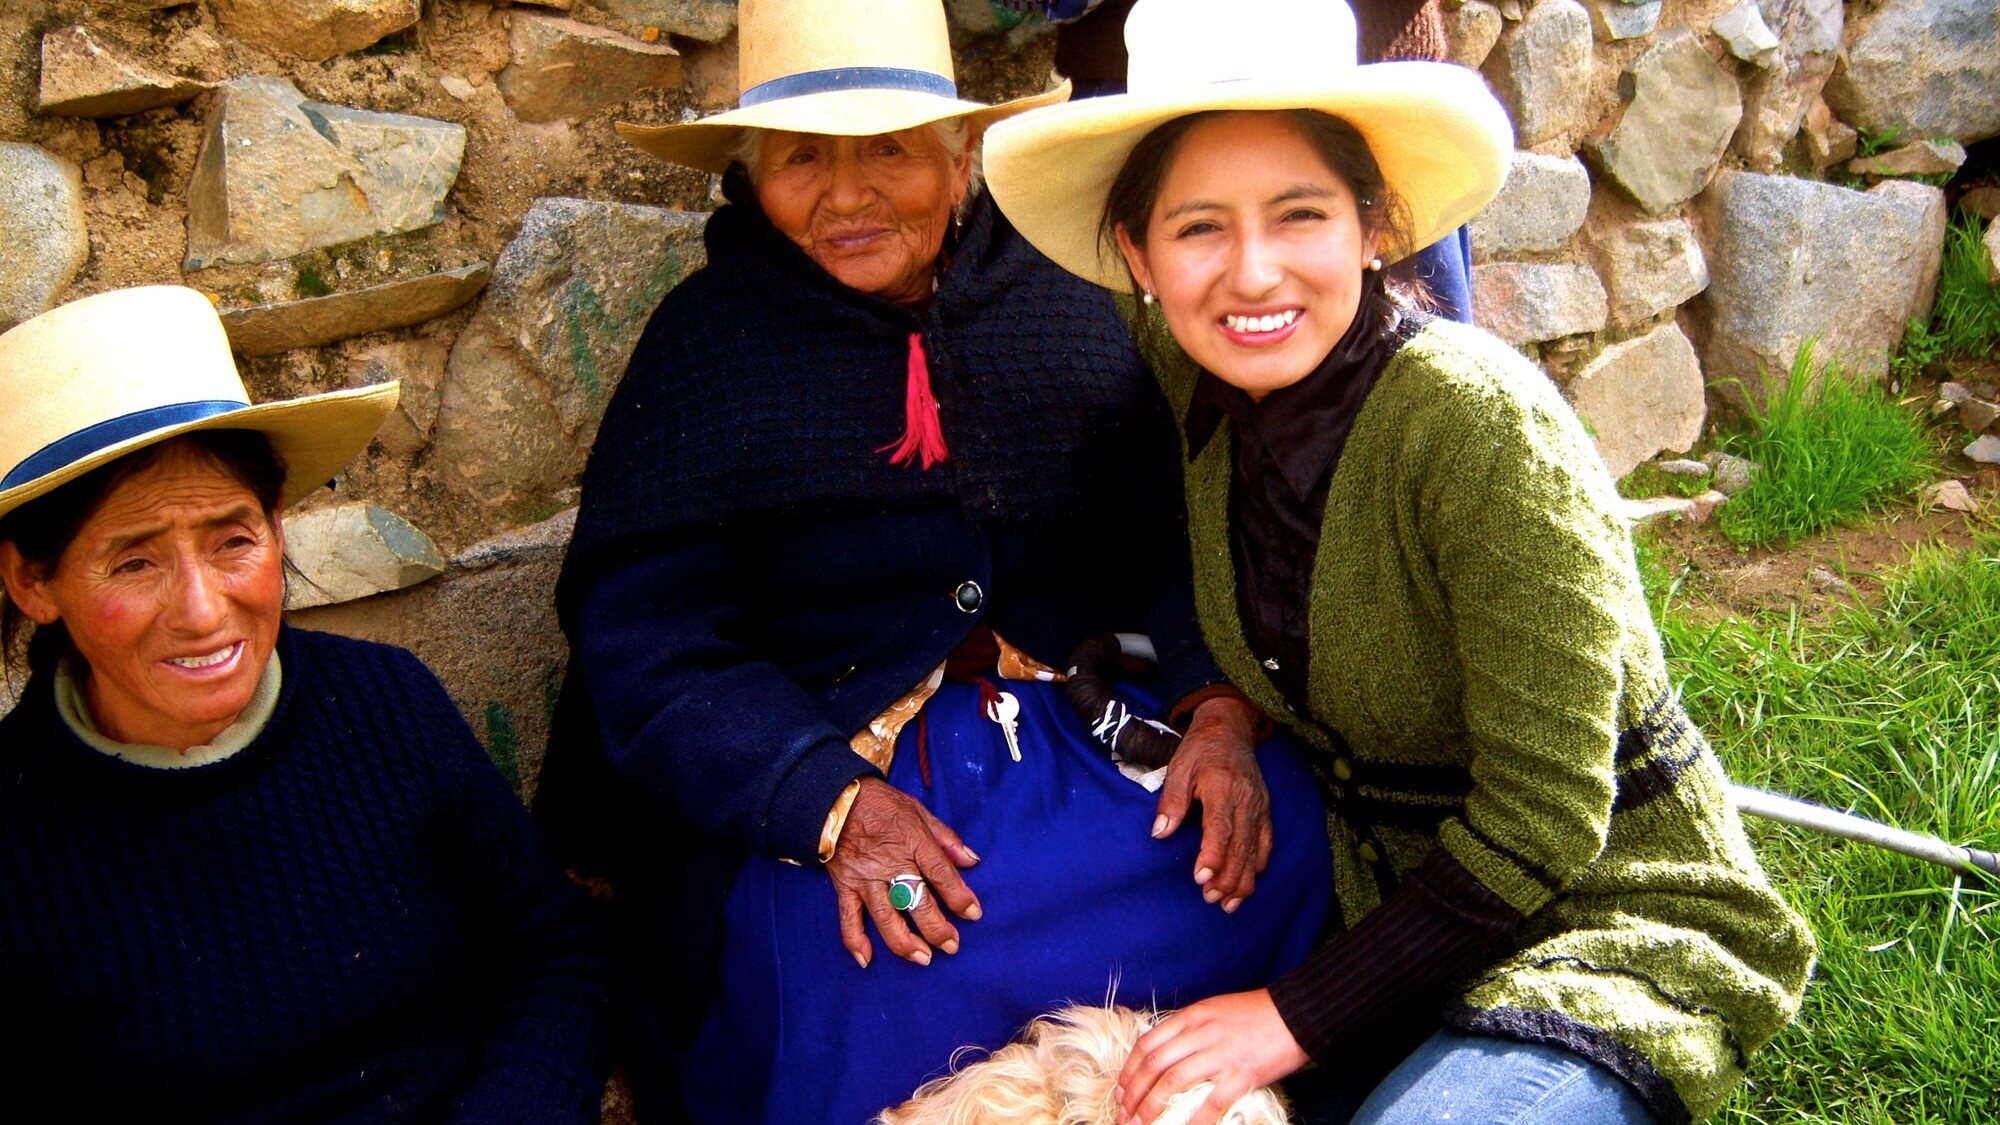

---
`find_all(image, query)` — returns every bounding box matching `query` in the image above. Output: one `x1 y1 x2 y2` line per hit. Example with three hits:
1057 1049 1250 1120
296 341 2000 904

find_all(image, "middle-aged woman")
985 1 1816 1124
534 0 1334 1122
0 286 612 1122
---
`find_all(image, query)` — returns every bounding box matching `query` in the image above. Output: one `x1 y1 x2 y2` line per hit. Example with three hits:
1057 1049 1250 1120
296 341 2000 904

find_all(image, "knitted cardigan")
1136 310 1815 1124
0 627 612 1123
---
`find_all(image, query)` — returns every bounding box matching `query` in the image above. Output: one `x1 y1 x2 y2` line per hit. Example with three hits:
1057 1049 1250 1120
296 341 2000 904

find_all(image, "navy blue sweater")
535 187 1223 1115
0 628 612 1123
543 187 1219 865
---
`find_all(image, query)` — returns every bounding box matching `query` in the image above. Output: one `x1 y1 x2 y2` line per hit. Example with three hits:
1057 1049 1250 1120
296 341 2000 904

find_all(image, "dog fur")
875 1005 1291 1125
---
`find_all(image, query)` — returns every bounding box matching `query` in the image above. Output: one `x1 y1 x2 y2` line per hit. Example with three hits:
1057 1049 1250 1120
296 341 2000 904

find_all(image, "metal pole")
1729 784 2000 878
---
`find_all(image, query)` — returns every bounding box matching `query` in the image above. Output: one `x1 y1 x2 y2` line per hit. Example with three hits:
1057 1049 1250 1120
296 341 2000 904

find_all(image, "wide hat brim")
0 385 399 522
983 62 1513 291
618 81 1072 173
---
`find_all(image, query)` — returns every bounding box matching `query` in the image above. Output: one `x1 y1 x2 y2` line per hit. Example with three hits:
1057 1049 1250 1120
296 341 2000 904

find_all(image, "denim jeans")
1353 1030 1656 1125
1289 1030 1657 1125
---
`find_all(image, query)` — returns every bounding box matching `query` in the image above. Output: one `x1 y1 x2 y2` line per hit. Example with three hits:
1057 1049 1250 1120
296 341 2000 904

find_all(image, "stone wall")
2 0 1995 788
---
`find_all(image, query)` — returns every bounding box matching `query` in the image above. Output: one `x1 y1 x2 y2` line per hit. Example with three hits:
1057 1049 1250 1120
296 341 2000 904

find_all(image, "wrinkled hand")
826 778 982 968
1153 696 1271 911
1115 990 1307 1125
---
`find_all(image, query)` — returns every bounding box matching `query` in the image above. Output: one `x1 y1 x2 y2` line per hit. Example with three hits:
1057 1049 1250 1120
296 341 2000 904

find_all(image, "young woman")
984 2 1814 1123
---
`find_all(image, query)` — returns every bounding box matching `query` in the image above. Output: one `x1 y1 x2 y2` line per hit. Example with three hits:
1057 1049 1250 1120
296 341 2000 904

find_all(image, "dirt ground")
1642 398 2000 626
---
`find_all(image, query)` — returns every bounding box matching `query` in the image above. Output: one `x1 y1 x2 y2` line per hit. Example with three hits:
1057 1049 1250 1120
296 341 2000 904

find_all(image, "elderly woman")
984 2 1815 1124
536 0 1334 1121
0 287 611 1122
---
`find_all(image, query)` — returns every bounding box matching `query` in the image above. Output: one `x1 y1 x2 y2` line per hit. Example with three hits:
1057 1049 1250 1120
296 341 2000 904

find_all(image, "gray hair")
728 118 983 199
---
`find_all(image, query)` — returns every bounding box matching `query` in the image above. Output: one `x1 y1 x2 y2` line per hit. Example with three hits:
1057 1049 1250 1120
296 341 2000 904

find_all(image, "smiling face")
0 441 285 750
752 125 974 304
1115 112 1381 400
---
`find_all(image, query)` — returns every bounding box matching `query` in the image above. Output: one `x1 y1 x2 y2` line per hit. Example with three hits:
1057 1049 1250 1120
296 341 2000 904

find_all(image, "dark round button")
954 580 984 613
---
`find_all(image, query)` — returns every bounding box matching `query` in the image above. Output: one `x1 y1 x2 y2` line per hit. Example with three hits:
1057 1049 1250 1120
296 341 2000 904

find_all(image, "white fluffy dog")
875 1005 1291 1125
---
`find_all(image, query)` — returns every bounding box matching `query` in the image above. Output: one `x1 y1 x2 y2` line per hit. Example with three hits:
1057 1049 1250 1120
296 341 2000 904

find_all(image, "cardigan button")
1332 758 1353 782
954 580 984 613
1356 841 1380 864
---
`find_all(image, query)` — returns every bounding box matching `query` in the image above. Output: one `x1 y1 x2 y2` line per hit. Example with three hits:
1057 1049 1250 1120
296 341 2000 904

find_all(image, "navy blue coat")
536 184 1223 1095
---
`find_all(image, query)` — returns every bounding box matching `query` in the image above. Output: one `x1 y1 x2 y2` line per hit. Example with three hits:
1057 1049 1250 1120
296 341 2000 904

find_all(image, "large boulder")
1732 0 1843 172
288 509 580 796
497 14 683 124
1848 140 1966 179
1442 1 1504 69
1824 0 2000 145
1580 210 1709 328
598 0 739 42
1691 171 1946 412
207 0 421 61
1585 30 1742 215
1470 152 1592 257
1482 0 1593 148
1800 96 1858 169
0 143 89 332
284 503 446 610
1712 1 1781 68
347 338 449 458
1586 0 1662 41
185 77 466 270
432 199 709 524
220 263 490 355
37 25 207 117
1471 262 1609 346
1566 322 1705 478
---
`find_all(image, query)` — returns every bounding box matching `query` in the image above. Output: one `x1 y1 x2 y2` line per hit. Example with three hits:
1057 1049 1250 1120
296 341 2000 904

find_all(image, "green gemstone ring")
888 874 926 912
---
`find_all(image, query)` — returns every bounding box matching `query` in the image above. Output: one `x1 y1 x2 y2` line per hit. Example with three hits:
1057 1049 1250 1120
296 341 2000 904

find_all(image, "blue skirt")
681 678 1334 1125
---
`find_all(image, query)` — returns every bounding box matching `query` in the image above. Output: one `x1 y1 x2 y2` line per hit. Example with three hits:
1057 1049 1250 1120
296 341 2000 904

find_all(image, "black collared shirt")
1185 287 1417 706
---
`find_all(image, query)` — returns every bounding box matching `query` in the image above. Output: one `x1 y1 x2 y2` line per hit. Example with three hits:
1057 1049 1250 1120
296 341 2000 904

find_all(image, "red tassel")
879 332 950 469
916 710 932 789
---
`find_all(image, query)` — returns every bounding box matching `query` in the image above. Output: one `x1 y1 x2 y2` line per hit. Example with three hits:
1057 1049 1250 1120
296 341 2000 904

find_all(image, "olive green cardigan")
1137 309 1814 1124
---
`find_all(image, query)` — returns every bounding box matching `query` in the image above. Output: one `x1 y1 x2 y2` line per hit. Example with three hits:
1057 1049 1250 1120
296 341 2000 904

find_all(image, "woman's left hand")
1114 989 1307 1125
1153 695 1271 911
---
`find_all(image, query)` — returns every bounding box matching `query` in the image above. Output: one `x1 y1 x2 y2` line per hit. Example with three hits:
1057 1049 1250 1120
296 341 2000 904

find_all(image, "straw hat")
617 0 1071 173
0 286 399 521
982 0 1514 290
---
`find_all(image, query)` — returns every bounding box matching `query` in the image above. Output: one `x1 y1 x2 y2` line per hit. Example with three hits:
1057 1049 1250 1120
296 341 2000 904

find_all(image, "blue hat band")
2 400 248 493
738 66 958 108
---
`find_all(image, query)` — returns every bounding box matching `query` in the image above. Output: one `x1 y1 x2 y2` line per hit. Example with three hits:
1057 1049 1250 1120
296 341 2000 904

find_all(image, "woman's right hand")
826 778 983 968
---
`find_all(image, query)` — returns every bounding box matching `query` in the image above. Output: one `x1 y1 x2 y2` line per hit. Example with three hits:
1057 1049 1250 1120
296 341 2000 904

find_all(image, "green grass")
1930 210 2000 360
1651 538 2000 1123
1853 127 1905 161
1618 460 1712 500
1889 316 1946 391
1714 343 1936 548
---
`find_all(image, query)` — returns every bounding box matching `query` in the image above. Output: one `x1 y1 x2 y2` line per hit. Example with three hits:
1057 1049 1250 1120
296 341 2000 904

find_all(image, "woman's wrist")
1168 683 1270 739
817 778 865 863
1185 691 1264 746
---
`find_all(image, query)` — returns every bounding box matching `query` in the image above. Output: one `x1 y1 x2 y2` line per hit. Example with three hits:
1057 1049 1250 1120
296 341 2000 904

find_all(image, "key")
986 690 1023 761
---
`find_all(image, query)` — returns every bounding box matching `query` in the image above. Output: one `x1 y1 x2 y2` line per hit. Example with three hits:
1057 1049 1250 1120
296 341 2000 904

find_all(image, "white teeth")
1225 310 1299 334
168 645 237 669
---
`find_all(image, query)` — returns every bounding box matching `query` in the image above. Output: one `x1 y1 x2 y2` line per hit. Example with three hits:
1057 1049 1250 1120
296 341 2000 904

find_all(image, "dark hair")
0 430 286 679
1100 109 1420 308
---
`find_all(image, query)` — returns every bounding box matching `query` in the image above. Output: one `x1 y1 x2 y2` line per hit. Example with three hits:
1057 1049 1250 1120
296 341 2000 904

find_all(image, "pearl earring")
1142 290 1156 306
1366 257 1383 273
